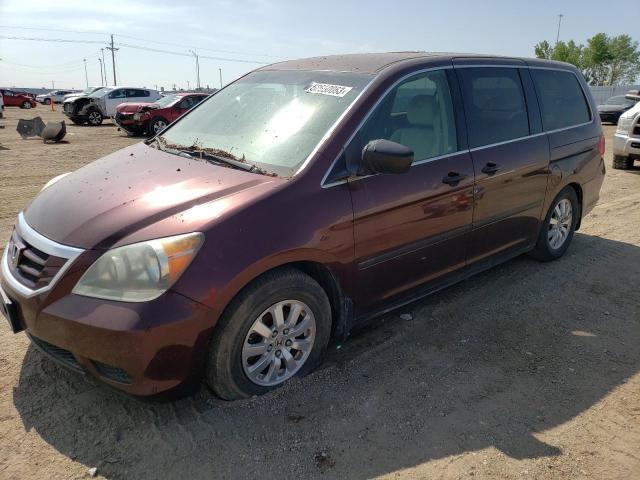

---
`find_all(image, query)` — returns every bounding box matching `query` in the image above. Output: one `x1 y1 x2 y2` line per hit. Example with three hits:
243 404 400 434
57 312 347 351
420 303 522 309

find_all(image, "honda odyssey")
1 53 605 400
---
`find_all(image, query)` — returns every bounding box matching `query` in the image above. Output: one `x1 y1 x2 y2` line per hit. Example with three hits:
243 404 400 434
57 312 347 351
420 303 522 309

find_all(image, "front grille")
63 103 71 113
6 230 66 289
93 361 132 384
29 334 83 372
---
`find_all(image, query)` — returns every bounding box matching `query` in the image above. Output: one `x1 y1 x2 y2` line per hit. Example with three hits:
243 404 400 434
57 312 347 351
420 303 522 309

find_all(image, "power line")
0 35 104 45
0 25 283 60
115 41 269 64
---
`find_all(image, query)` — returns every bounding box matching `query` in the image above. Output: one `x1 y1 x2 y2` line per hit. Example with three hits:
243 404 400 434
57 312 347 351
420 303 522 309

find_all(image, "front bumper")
1 216 214 396
613 132 640 158
114 113 146 133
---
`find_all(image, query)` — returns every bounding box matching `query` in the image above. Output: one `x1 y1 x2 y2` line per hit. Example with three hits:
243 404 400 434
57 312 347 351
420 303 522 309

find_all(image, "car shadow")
12 233 640 479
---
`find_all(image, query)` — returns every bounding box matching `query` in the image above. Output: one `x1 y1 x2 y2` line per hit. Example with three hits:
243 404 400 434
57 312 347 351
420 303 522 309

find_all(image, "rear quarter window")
531 69 591 131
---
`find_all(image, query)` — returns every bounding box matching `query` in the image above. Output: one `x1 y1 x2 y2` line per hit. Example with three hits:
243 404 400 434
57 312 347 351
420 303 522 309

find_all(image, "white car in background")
613 97 640 170
36 89 78 105
63 86 105 102
62 86 161 125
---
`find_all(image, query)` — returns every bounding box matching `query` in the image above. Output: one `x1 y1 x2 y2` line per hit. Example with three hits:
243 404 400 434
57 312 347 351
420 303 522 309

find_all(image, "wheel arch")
210 259 352 342
566 182 583 230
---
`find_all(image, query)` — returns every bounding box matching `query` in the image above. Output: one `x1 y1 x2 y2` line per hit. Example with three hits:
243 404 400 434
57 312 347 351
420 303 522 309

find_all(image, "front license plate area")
0 286 23 334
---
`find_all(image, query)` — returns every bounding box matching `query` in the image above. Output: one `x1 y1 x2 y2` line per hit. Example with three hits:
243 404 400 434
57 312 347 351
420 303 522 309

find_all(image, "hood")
65 95 90 104
117 102 157 114
24 142 282 249
598 104 627 113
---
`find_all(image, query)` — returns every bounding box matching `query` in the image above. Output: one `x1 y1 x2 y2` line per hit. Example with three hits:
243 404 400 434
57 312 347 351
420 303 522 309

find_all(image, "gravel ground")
0 106 639 480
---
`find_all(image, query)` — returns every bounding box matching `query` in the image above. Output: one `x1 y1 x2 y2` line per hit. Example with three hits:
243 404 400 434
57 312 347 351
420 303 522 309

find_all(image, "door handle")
481 162 500 175
442 172 468 186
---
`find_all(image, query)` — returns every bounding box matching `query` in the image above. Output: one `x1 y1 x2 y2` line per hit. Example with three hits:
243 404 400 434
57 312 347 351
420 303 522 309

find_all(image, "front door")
454 63 549 264
348 69 475 314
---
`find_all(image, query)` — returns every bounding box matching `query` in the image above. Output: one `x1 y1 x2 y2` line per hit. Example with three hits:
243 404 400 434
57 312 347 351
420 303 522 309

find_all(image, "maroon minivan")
1 53 605 399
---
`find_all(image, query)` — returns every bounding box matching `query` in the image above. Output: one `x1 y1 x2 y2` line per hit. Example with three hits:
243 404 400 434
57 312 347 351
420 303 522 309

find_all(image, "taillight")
597 133 605 156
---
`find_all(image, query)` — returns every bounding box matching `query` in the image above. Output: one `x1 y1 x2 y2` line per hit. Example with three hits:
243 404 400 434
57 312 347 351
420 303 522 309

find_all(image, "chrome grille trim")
1 212 84 298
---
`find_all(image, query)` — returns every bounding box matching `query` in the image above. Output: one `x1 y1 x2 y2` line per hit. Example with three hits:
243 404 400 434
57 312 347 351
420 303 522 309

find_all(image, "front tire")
613 155 634 170
529 187 579 262
87 109 103 126
44 98 51 105
205 268 332 400
148 116 169 136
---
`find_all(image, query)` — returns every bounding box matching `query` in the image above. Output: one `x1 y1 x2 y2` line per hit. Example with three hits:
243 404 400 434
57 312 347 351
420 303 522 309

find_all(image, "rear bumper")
1 251 214 396
613 132 640 158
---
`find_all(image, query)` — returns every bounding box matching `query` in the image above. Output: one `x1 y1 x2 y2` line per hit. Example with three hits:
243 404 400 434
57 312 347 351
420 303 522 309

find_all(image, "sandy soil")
0 105 639 480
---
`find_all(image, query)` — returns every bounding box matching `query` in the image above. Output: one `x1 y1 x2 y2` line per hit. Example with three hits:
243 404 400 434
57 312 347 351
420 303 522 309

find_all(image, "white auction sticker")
305 82 353 97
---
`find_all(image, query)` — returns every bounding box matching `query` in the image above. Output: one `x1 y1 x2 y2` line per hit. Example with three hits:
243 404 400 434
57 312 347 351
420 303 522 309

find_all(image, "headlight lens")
72 232 203 302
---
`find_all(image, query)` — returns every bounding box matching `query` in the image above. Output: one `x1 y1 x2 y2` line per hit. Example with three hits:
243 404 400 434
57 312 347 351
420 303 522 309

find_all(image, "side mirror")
360 139 414 175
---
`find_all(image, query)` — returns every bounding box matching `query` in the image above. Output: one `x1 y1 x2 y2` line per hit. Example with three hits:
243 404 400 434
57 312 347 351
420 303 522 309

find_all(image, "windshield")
605 95 634 106
159 70 373 177
154 95 179 108
89 88 109 98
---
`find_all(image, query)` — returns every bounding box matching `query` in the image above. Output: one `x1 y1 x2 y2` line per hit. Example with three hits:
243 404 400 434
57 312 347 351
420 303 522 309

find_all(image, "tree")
534 33 640 86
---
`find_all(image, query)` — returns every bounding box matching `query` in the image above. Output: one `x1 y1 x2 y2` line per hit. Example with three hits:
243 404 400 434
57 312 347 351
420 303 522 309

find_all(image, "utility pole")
219 68 223 89
106 34 119 85
187 80 190 90
51 80 54 89
189 50 201 90
556 14 564 44
98 58 104 86
83 59 88 87
100 48 107 85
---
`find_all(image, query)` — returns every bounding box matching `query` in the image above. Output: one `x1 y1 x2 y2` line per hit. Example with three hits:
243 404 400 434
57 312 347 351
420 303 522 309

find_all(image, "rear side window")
531 69 591 131
127 89 150 98
458 67 530 148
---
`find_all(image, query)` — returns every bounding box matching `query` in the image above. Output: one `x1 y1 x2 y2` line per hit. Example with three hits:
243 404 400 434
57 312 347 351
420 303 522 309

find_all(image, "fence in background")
589 85 640 105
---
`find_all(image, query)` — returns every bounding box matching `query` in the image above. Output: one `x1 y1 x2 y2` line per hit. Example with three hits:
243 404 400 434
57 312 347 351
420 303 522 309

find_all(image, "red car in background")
0 89 37 109
114 93 209 136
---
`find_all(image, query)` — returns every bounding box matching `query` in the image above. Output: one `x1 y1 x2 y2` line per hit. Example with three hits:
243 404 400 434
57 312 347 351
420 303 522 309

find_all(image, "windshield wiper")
179 148 267 174
148 139 270 175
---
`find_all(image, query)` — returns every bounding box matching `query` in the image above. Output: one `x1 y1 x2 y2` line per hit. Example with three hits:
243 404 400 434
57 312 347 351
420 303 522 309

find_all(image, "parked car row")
63 86 162 126
0 89 37 109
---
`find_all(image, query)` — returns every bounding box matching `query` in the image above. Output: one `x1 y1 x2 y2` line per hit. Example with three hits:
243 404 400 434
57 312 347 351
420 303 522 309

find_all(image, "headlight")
617 116 634 134
72 232 203 302
133 112 142 120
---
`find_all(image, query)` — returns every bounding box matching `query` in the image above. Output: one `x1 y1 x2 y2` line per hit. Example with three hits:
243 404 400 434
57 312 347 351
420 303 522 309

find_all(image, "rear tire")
529 187 579 262
613 155 634 170
21 101 32 109
205 268 332 400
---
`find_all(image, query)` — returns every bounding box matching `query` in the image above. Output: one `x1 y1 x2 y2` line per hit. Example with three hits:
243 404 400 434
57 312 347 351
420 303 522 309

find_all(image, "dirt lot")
0 105 639 480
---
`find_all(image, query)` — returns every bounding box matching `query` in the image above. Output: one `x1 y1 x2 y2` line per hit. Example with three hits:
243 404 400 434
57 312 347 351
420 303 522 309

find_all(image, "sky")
0 0 639 90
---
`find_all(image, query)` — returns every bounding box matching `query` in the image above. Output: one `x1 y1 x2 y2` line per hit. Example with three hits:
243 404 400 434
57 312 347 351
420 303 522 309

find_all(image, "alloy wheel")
548 198 572 249
153 120 167 133
88 111 101 125
242 300 316 387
